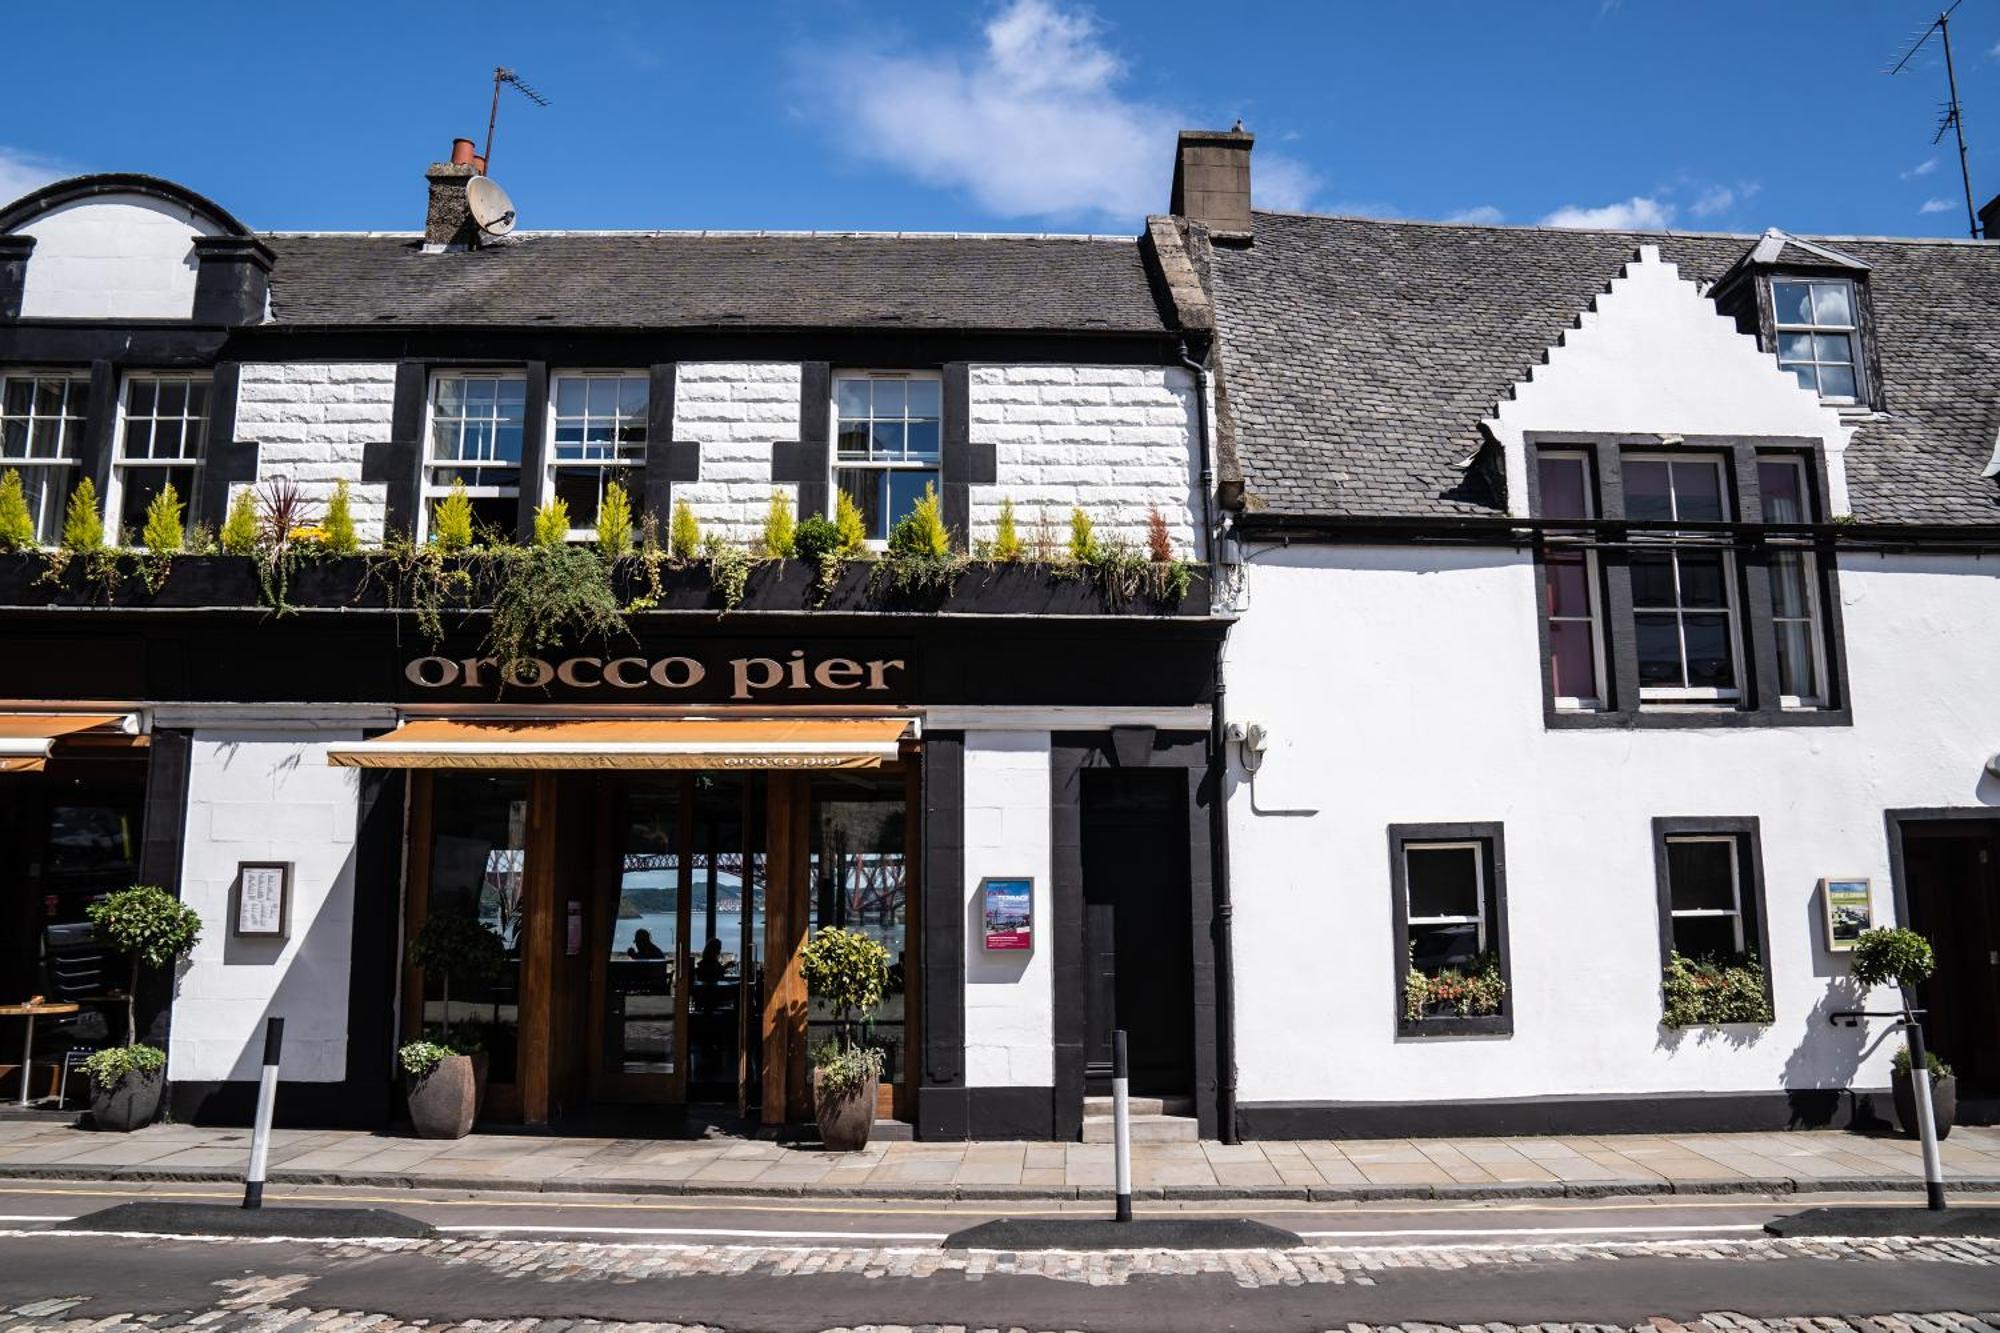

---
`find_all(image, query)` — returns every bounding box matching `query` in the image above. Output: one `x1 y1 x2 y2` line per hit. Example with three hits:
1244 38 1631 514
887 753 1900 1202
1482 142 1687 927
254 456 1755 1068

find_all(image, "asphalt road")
0 1182 1995 1333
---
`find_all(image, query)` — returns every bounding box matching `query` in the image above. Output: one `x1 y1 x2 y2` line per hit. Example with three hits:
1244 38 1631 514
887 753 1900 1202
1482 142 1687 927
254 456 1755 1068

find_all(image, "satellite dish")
466 175 517 237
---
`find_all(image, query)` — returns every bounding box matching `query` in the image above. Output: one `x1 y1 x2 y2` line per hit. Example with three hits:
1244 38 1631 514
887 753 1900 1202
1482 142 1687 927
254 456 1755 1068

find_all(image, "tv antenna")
482 66 550 176
1888 1 1978 237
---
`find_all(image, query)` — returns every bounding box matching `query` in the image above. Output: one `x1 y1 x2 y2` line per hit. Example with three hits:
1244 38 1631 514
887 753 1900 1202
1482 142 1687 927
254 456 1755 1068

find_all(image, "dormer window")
1772 279 1860 403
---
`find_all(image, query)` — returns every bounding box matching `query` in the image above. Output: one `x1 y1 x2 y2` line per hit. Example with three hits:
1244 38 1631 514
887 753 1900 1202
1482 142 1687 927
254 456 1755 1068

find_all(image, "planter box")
0 553 1211 618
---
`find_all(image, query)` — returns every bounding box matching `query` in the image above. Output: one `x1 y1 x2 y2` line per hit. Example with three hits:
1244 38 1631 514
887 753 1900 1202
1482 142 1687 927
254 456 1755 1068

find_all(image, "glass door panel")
807 775 909 1101
606 781 681 1081
690 775 756 1102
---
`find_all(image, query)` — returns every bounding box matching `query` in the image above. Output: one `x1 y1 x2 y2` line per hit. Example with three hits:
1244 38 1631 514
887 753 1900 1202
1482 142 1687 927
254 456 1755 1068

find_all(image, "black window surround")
1388 821 1512 1039
1525 432 1852 730
1649 816 1775 1017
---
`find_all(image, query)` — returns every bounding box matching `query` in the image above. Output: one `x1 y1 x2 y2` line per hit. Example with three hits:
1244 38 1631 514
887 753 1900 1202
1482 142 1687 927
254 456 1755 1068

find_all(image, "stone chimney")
424 138 480 249
1980 193 2000 240
1170 127 1255 241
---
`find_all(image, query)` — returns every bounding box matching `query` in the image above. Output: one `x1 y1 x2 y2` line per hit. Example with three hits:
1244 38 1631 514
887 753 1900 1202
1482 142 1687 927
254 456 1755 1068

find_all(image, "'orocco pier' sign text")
405 651 907 701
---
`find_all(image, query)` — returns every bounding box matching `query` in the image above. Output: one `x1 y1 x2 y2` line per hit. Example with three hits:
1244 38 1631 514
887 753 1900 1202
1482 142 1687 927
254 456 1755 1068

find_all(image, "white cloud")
1903 157 1939 179
1689 185 1735 218
1445 205 1505 225
811 0 1176 221
1539 196 1673 230
1920 197 1956 214
1253 153 1320 212
0 146 70 206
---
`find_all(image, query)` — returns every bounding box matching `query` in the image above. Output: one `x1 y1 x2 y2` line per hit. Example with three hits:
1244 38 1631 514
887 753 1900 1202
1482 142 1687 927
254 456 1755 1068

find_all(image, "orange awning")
324 717 913 771
0 713 142 774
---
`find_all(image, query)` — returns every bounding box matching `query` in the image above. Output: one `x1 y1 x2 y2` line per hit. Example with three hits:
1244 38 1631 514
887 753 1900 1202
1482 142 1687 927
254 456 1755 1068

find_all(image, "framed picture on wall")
233 861 292 940
1821 877 1872 952
981 877 1033 951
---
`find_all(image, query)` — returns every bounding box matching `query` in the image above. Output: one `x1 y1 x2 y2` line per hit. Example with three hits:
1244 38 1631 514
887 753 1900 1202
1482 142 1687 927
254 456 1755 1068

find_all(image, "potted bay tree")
83 885 202 1132
799 925 891 1151
401 913 506 1138
1850 925 1952 1138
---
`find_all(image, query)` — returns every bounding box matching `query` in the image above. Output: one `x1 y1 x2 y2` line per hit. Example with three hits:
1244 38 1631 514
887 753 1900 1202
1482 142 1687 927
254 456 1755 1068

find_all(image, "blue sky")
4 1 1998 237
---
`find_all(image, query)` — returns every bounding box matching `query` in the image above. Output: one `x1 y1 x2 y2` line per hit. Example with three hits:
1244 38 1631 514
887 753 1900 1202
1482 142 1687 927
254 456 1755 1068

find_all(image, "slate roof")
1204 210 2000 525
259 232 1172 335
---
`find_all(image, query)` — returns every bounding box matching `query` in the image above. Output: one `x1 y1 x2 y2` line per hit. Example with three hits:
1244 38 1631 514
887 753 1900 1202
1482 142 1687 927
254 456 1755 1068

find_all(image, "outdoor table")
0 999 81 1108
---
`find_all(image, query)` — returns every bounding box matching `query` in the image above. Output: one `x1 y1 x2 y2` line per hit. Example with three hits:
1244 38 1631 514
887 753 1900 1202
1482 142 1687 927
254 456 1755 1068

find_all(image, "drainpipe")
1179 337 1239 1145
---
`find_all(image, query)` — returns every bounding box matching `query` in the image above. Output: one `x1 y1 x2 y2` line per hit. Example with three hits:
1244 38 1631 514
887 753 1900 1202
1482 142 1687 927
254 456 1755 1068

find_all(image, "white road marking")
434 1223 950 1241
1295 1222 1768 1240
0 1214 72 1222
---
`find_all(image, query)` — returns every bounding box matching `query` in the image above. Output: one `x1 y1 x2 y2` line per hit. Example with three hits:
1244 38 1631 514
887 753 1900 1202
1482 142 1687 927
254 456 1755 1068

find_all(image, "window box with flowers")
1389 823 1514 1038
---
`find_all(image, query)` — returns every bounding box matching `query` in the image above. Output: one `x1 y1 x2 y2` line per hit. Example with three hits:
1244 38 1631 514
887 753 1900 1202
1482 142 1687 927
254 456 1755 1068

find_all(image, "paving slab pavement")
3 1117 2000 1201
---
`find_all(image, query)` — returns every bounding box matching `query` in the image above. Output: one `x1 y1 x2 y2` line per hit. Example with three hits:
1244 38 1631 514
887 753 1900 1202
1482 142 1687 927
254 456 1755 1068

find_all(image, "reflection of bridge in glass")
618 852 905 920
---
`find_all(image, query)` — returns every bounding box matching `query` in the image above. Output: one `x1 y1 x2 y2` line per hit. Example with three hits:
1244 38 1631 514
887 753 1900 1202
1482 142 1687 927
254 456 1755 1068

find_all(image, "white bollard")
1112 1029 1132 1223
242 1017 284 1210
1906 1018 1947 1211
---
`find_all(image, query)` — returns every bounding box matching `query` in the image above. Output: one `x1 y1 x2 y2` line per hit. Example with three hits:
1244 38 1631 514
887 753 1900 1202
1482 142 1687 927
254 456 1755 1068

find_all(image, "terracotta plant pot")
406 1054 477 1139
1893 1069 1957 1141
90 1067 164 1133
812 1067 880 1152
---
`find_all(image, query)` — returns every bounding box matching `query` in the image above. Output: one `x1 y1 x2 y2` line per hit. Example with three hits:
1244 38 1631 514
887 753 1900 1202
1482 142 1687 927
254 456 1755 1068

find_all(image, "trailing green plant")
1403 951 1507 1022
1893 1046 1953 1084
82 1043 166 1086
889 484 951 558
669 499 701 561
0 468 35 551
408 914 507 1043
705 535 753 610
398 1040 458 1079
432 480 476 553
372 531 475 647
322 479 360 555
140 480 184 555
1067 505 1097 563
800 925 891 1058
86 885 203 1048
759 490 796 558
833 489 869 556
596 480 634 560
1661 951 1774 1027
1851 926 1936 994
532 497 572 549
220 488 259 555
485 543 628 684
993 497 1023 562
61 477 104 552
811 1039 886 1094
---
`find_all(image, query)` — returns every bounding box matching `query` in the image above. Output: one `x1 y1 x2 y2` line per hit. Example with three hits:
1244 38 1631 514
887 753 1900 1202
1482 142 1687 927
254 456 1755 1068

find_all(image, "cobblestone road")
5 1232 1997 1332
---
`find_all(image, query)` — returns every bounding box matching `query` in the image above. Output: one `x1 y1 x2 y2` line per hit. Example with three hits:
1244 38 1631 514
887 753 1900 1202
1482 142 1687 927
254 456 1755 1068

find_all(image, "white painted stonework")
961 731 1055 1088
967 365 1200 557
1483 245 1855 516
671 362 802 543
1223 544 2000 1106
169 732 363 1084
235 363 397 541
14 195 223 321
